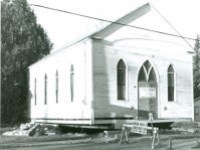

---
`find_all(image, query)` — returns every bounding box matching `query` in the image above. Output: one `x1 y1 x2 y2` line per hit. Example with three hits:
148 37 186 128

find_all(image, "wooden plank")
122 124 154 135
123 124 153 130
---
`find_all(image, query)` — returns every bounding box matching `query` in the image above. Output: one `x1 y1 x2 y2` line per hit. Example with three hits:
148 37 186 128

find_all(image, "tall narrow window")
70 65 74 102
44 74 47 105
34 78 37 105
56 70 59 103
117 59 126 100
168 65 175 101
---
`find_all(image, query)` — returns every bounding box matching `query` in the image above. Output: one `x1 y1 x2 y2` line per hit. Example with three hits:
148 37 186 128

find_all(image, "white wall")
28 30 194 128
92 34 194 126
29 39 94 125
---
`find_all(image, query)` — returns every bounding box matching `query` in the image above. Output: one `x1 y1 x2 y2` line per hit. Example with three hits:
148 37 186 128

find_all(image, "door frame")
137 59 160 119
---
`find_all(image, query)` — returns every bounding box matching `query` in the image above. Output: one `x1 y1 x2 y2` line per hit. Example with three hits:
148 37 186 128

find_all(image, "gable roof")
54 3 151 52
30 2 194 67
92 3 151 39
58 2 194 53
90 2 194 53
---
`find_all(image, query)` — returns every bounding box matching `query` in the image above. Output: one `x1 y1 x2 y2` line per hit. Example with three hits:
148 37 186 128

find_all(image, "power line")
30 4 195 42
150 3 194 50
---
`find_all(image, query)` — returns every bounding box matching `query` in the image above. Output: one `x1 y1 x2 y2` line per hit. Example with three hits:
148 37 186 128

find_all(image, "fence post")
168 137 172 149
119 126 125 144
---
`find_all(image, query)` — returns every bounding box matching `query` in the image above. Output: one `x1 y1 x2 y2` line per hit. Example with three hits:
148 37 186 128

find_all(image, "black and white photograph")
1 0 200 149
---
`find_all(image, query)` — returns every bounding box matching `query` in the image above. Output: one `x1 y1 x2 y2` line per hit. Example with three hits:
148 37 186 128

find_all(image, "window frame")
34 78 37 106
167 65 176 102
138 60 157 82
117 59 127 100
70 65 74 102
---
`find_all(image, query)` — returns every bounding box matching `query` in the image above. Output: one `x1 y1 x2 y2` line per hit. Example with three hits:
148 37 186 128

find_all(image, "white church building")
28 3 194 129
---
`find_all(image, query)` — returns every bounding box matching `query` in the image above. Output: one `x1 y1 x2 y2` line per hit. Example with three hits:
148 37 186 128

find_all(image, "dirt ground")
1 127 200 150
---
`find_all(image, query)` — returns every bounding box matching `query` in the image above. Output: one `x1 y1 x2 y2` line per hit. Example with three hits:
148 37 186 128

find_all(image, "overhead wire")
150 3 194 51
30 3 195 42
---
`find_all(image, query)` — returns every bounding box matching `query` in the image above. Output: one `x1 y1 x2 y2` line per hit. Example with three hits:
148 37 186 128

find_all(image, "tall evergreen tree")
194 35 200 99
1 0 53 125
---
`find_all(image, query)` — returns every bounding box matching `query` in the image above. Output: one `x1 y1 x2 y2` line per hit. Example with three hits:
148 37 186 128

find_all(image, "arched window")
139 60 156 82
168 65 175 101
56 70 59 103
149 68 157 82
144 60 151 73
70 65 74 102
44 74 47 105
138 67 146 81
117 59 126 100
34 78 37 105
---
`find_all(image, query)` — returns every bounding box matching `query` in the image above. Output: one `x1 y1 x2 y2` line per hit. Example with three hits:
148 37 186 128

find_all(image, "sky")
27 0 200 52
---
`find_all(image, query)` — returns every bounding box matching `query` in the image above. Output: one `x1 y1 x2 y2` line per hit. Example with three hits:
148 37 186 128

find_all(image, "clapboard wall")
29 39 94 125
29 35 194 128
91 35 194 127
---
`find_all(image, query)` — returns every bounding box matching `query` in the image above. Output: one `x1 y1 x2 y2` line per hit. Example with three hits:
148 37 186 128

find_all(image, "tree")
193 35 200 99
1 0 53 125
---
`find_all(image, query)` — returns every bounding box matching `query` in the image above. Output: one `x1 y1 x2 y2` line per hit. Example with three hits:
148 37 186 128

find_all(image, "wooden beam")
92 3 151 39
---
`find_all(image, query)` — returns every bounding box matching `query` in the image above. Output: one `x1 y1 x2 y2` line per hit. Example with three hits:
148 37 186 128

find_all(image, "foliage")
1 0 53 125
193 35 200 99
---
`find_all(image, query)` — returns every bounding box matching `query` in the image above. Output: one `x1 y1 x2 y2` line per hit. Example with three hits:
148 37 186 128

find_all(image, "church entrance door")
138 61 158 119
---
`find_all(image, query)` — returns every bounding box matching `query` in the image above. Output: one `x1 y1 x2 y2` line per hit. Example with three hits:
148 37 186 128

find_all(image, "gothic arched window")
139 60 157 82
168 65 175 101
117 59 126 100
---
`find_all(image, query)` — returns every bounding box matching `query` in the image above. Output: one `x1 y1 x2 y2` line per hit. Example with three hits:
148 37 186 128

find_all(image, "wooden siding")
29 39 94 125
92 37 194 127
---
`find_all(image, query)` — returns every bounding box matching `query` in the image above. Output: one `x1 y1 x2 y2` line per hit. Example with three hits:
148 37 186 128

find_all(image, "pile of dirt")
2 122 61 136
33 124 61 136
2 121 39 136
1 122 89 138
